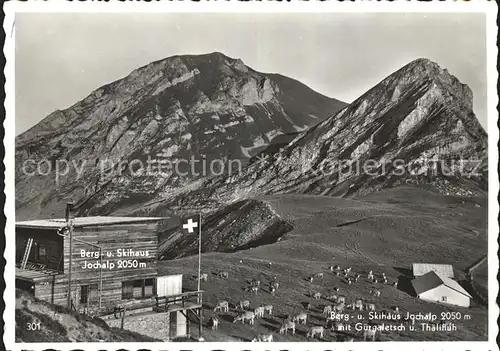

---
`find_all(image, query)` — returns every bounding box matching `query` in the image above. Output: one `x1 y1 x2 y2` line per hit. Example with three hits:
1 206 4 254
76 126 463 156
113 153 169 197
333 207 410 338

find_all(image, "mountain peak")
406 57 440 69
379 57 473 112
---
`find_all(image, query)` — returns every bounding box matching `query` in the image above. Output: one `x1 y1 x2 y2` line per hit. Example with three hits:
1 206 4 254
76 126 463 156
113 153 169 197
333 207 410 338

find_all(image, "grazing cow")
370 289 381 297
210 316 219 330
250 278 261 287
315 272 324 279
292 312 308 324
383 278 388 284
333 287 340 293
354 299 363 311
252 333 273 342
366 303 376 311
250 286 259 295
218 271 229 278
233 311 255 324
346 267 352 273
335 271 340 276
238 300 251 310
373 279 378 284
322 305 333 316
199 273 208 282
333 302 345 313
270 286 276 295
263 305 273 315
326 293 338 302
307 326 324 339
213 301 229 313
329 265 335 272
254 306 265 318
313 292 321 300
308 276 314 283
393 281 399 288
363 328 376 341
271 281 280 290
367 273 374 280
337 295 346 304
279 321 296 335
347 279 352 285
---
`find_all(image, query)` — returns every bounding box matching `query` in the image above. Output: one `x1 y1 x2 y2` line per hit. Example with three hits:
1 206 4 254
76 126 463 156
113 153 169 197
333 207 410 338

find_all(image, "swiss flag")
181 214 201 235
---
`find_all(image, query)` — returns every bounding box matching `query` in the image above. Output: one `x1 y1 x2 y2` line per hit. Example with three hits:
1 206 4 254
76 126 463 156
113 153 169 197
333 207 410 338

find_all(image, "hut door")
169 312 178 339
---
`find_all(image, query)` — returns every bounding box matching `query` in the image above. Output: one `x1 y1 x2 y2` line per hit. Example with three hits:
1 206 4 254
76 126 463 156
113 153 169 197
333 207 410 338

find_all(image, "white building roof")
412 271 472 298
412 263 454 278
438 273 472 298
16 216 164 229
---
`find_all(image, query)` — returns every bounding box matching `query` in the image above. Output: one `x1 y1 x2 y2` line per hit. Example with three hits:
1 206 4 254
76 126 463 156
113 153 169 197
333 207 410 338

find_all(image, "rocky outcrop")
158 199 293 260
15 52 345 220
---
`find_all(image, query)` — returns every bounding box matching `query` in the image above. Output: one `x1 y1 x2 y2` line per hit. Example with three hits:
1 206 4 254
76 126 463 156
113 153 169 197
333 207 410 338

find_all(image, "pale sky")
15 12 488 134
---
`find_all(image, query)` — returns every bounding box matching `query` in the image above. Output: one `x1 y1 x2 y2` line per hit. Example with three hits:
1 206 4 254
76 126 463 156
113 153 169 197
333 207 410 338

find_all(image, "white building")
411 271 472 307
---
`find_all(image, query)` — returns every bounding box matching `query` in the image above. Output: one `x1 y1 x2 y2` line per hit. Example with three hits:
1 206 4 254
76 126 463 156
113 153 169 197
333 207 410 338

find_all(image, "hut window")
122 279 155 299
33 243 40 261
39 246 46 263
441 296 447 302
122 281 134 299
80 285 89 304
80 284 98 304
32 243 46 263
144 279 154 297
133 280 143 298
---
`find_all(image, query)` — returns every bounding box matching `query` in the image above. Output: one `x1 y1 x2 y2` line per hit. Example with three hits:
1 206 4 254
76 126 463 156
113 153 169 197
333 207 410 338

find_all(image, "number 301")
26 322 41 330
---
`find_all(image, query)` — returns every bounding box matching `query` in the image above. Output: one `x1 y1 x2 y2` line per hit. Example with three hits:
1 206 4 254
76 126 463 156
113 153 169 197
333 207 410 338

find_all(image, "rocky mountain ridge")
15 52 345 219
122 58 487 219
158 199 293 260
15 56 486 220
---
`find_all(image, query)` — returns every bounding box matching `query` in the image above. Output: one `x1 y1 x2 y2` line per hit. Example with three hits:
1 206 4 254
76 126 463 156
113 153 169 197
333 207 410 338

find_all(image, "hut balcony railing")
98 290 204 317
154 290 203 312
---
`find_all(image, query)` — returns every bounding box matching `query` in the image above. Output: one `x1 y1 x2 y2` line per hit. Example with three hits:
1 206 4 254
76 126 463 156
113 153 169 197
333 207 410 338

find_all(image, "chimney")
65 202 75 223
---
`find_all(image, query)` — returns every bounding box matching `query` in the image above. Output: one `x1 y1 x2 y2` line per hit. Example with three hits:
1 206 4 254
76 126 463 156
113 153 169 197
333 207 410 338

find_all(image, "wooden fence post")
120 307 126 330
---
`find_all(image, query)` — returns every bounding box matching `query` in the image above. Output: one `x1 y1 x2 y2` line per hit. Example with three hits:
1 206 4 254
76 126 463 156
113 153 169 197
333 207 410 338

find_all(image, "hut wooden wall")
32 275 159 308
18 221 160 309
63 221 159 308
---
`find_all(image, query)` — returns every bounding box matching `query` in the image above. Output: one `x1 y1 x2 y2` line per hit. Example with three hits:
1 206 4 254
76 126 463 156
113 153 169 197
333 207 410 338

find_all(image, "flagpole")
196 213 203 341
197 213 202 292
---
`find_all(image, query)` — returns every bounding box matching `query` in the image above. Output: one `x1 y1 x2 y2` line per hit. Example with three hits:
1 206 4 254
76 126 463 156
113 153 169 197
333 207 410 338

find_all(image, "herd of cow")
201 264 400 341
